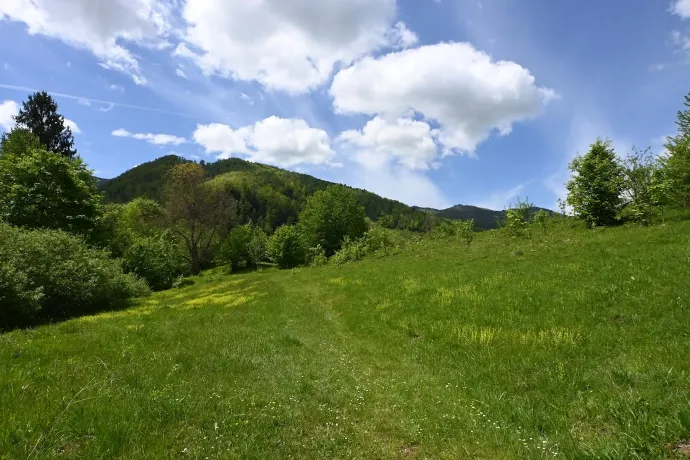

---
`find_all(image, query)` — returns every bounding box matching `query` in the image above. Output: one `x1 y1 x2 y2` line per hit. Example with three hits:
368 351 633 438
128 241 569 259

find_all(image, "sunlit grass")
2 218 690 458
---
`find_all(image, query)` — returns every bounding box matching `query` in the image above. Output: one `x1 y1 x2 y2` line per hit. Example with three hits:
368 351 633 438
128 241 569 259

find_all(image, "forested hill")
99 155 442 232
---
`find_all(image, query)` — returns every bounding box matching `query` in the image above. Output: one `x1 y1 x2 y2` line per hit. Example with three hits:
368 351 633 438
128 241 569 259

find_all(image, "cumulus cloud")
112 128 186 145
331 42 556 158
0 0 174 84
672 0 690 18
175 68 187 79
0 100 18 131
177 0 415 93
64 118 80 134
338 116 439 170
193 117 337 167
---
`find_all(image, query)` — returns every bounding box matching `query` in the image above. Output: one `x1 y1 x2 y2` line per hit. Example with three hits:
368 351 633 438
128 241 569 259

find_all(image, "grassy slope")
2 219 690 459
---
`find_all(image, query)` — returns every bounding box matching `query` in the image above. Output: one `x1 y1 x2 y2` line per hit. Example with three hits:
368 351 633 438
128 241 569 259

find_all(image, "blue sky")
1 0 689 211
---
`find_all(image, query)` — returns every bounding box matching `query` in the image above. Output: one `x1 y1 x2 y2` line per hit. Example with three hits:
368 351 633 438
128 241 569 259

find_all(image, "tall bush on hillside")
532 209 549 234
0 223 149 329
164 163 236 274
0 147 102 235
299 185 367 256
566 139 624 227
122 232 186 291
621 147 663 225
267 224 307 269
503 197 533 237
220 223 267 270
456 219 475 248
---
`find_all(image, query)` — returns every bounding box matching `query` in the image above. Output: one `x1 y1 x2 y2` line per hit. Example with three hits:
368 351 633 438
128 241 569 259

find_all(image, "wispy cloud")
0 83 195 118
112 128 186 146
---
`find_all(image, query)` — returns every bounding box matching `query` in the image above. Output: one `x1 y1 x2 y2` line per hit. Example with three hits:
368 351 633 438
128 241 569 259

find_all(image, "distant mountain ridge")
98 155 551 231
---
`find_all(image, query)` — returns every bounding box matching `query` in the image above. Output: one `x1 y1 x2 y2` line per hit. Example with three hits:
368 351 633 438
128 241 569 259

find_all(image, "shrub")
566 139 624 227
504 197 533 238
332 236 367 265
364 226 395 254
122 232 187 291
0 223 150 328
267 225 307 269
0 262 43 327
0 147 102 235
299 185 367 256
456 219 475 248
220 224 267 270
308 244 328 267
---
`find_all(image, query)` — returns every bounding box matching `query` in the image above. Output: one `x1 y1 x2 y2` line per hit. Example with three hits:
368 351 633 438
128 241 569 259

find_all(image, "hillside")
2 217 690 458
431 204 556 230
100 155 440 231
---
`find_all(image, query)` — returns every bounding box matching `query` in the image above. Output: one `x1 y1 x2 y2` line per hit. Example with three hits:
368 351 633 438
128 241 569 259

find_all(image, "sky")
1 0 689 211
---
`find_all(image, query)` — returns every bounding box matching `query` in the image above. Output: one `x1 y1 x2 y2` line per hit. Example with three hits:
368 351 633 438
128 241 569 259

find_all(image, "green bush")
267 225 307 269
364 226 397 254
219 224 268 270
532 209 550 234
307 244 328 267
0 223 149 328
299 185 367 256
122 232 186 291
0 262 43 327
332 236 367 265
504 197 533 238
0 147 102 235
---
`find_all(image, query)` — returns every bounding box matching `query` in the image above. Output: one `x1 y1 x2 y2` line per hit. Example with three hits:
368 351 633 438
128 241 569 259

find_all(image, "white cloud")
338 116 439 170
109 84 125 92
331 42 556 156
0 100 18 131
671 0 690 18
77 98 91 106
0 0 173 84
193 117 337 168
64 118 80 134
177 0 415 93
175 68 187 79
112 128 186 145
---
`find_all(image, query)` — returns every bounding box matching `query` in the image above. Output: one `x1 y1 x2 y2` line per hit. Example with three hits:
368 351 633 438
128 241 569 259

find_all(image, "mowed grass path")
2 221 690 459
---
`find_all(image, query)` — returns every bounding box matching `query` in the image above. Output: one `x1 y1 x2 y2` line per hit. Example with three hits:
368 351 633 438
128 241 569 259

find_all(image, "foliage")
674 91 690 139
532 209 550 233
307 244 328 267
364 226 396 254
620 147 664 225
299 185 368 256
566 139 624 227
163 163 236 274
0 128 41 157
267 224 307 269
122 232 187 291
0 222 149 328
0 148 102 235
0 261 43 327
455 219 475 248
503 197 533 237
220 223 267 270
331 235 368 265
664 137 690 208
13 91 76 158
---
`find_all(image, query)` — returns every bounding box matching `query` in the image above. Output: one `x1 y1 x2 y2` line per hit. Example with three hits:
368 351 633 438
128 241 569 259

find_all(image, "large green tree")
663 91 690 208
0 147 102 235
13 91 76 158
299 185 367 256
566 139 624 227
163 163 236 274
0 128 41 157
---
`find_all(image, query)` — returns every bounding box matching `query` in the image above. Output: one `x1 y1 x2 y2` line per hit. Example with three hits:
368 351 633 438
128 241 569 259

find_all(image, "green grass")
2 219 690 459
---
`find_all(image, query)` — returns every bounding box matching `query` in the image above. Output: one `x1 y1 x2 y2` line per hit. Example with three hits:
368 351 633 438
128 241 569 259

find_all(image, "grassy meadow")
2 218 690 459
